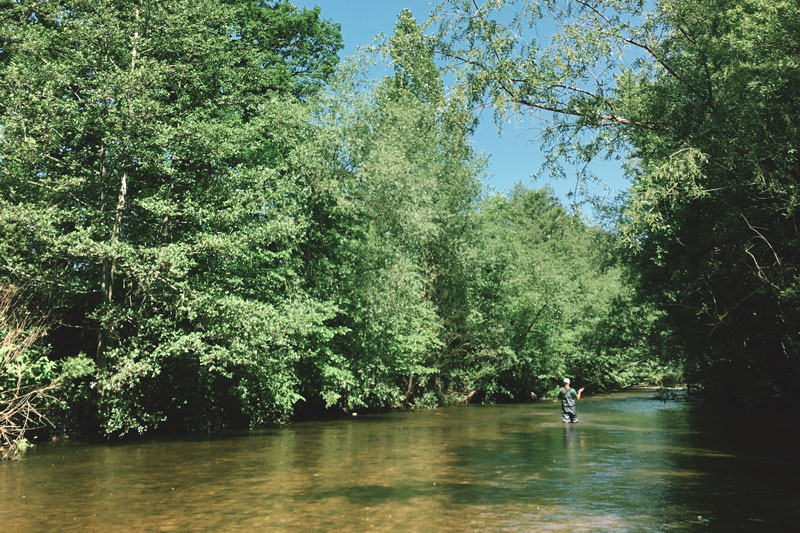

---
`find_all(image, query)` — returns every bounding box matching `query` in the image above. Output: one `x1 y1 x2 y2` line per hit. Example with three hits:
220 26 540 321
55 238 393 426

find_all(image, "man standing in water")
559 378 584 423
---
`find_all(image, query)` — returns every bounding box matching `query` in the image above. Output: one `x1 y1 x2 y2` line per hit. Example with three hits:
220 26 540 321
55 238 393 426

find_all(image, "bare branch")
1 286 57 460
741 214 782 268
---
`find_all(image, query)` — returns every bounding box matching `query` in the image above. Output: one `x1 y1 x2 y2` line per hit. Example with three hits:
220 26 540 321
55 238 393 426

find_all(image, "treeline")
0 1 655 439
5 0 796 441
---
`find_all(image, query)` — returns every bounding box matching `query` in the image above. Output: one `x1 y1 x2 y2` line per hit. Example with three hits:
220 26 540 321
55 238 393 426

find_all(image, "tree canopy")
429 0 800 402
5 0 792 444
1 0 345 435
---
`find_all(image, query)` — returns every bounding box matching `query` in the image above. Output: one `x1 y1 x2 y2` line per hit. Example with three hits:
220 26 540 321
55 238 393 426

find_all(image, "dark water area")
3 389 799 531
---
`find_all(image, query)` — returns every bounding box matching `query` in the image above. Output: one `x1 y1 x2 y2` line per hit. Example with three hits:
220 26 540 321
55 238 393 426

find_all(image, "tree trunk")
97 6 139 367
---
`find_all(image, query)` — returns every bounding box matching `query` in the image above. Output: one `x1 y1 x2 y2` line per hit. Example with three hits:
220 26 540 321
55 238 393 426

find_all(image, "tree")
449 185 641 401
430 0 800 402
0 0 343 435
303 9 484 410
619 0 800 400
305 7 658 409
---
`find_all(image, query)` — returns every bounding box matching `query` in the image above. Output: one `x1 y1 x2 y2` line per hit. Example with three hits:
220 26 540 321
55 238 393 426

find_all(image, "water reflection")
2 390 799 531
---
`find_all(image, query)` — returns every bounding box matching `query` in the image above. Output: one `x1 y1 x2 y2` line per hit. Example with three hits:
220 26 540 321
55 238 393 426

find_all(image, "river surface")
2 389 799 531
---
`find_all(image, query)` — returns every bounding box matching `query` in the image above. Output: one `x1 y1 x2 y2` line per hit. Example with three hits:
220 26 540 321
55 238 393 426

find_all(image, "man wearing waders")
559 378 584 423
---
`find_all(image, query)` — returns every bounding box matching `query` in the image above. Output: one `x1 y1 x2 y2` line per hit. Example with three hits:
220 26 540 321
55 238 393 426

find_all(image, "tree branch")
573 0 710 105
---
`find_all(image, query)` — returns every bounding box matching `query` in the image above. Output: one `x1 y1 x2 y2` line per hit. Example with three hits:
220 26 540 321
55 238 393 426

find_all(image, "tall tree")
305 9 483 410
431 0 800 402
0 0 342 434
619 0 800 400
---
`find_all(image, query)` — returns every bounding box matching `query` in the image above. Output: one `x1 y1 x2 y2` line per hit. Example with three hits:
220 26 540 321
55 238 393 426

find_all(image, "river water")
2 389 799 531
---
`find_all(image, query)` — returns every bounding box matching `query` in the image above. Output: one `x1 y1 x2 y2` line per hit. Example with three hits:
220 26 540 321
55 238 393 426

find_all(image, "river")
2 389 799 531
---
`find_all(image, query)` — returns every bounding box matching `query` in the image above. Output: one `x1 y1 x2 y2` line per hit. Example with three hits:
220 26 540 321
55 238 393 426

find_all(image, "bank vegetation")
1 0 795 450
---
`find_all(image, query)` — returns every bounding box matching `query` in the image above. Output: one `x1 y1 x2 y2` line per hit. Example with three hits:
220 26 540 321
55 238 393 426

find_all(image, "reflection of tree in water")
660 405 800 529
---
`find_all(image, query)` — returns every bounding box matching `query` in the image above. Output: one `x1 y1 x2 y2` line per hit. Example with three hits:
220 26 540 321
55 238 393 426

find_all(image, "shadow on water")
3 389 800 531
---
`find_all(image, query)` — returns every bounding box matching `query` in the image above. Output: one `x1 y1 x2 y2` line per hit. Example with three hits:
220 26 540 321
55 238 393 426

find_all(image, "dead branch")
1 285 57 460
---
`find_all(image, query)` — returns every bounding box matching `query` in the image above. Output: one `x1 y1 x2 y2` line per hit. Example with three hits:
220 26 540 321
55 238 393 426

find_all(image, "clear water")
2 389 798 531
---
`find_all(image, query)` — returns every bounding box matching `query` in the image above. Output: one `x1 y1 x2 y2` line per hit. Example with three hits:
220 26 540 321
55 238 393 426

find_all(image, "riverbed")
2 389 798 531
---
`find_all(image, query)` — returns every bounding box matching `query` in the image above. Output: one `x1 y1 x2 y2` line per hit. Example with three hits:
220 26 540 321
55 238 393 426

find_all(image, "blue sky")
291 0 630 209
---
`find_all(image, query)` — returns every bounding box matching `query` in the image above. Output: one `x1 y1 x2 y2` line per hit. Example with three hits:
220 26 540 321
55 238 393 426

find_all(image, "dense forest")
1 0 797 454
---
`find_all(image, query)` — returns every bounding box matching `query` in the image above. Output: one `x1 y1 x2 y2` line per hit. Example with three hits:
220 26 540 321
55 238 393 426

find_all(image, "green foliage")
619 0 800 400
1 0 679 439
0 0 343 435
306 9 481 411
430 0 800 403
1 286 56 459
445 186 646 400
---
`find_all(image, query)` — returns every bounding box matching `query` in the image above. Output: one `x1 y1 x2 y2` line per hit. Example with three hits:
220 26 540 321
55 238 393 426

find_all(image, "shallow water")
2 390 799 531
